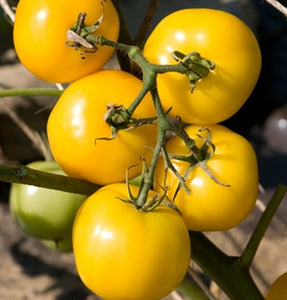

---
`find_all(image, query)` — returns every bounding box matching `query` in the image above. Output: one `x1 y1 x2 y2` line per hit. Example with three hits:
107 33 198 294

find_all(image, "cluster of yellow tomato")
12 0 266 299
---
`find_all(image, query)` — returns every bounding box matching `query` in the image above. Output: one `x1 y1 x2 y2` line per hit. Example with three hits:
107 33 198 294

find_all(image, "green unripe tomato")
9 161 87 240
41 237 73 253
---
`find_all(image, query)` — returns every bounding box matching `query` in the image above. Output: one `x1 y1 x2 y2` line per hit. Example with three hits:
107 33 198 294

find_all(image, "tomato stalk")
176 272 212 300
110 0 132 45
103 51 196 207
189 185 287 299
110 0 134 72
189 231 264 300
0 164 99 195
133 0 161 46
240 184 287 268
65 21 217 209
122 53 219 205
134 87 171 208
0 88 62 98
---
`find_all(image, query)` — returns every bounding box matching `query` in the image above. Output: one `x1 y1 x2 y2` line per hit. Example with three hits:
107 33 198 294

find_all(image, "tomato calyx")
165 127 230 200
95 103 157 141
170 127 214 164
103 103 131 128
119 160 179 212
66 1 106 58
172 51 215 92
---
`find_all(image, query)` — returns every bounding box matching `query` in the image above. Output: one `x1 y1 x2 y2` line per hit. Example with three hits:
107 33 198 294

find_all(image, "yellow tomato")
47 69 158 185
73 183 191 300
13 0 119 83
154 124 258 231
143 9 261 124
266 272 287 300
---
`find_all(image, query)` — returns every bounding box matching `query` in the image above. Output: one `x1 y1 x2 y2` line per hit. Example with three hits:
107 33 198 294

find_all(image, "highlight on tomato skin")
72 183 191 300
143 8 262 125
154 124 259 231
13 0 120 83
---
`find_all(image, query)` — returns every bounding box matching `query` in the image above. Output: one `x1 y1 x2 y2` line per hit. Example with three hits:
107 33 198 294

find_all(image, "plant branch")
264 0 287 16
176 272 212 300
111 0 133 44
0 104 53 160
0 88 62 98
110 0 133 72
126 81 151 116
188 267 218 300
134 0 160 46
190 186 287 299
241 184 287 267
0 88 62 159
189 231 264 300
0 0 15 23
0 164 100 195
135 96 165 207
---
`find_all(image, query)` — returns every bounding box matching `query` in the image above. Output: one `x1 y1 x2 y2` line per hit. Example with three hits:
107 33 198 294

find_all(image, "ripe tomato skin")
47 69 158 185
265 272 287 300
9 161 87 240
154 124 258 231
143 9 261 124
73 183 191 300
13 0 119 83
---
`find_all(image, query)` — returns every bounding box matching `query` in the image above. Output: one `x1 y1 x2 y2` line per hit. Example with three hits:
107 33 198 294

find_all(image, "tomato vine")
0 0 287 299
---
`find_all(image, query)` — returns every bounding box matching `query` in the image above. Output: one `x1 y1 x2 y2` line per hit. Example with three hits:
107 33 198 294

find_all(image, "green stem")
189 231 264 300
0 88 62 98
98 36 131 52
176 274 211 300
189 186 287 299
95 42 205 208
241 184 287 268
135 126 164 208
0 164 99 195
135 83 173 208
97 37 191 76
126 81 151 117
